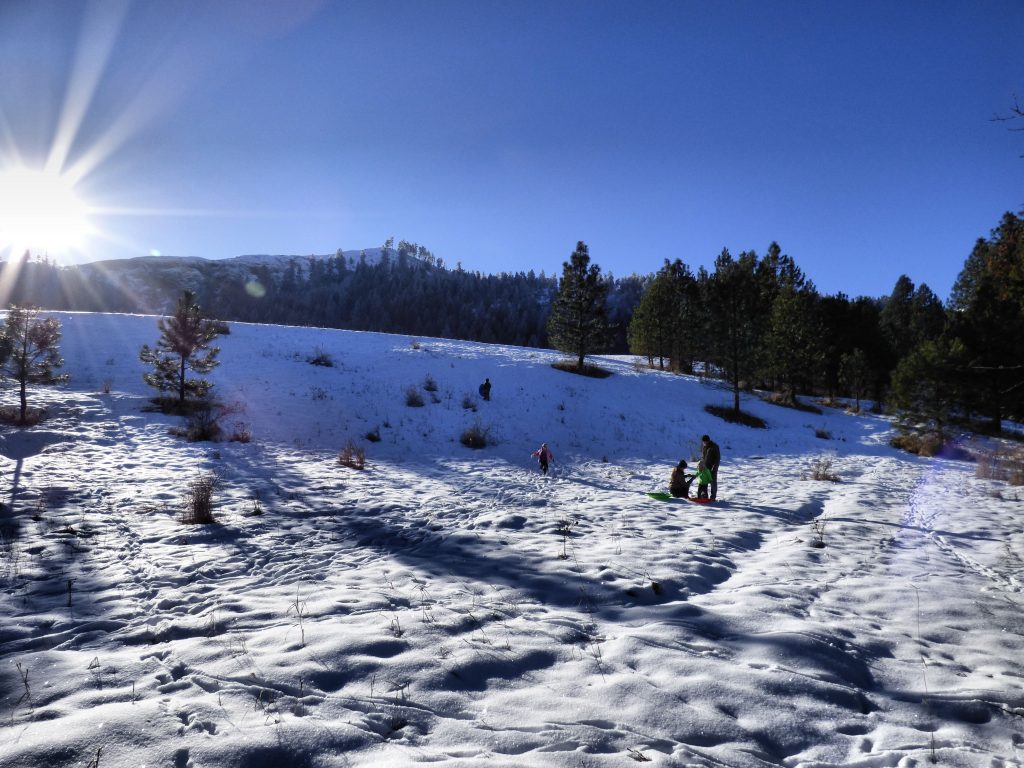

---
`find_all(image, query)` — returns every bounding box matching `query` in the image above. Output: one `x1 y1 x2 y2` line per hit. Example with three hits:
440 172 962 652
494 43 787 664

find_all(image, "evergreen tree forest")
627 245 926 416
627 212 1024 437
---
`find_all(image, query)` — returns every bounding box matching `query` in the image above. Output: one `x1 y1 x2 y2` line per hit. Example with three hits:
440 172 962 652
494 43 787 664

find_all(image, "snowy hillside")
1 313 1022 768
71 249 391 315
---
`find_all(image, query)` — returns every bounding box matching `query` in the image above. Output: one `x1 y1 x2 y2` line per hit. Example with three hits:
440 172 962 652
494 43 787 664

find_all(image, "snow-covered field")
1 313 1022 768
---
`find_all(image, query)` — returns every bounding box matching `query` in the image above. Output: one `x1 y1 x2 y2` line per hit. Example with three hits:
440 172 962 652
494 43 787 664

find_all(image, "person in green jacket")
695 460 712 499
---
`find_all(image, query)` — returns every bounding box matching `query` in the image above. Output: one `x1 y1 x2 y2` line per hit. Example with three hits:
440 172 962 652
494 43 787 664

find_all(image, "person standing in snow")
700 434 720 500
479 377 491 401
694 460 712 499
531 442 553 475
669 459 695 498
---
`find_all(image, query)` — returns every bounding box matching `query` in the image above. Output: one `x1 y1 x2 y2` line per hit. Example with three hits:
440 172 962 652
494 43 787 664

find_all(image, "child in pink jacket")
531 442 554 475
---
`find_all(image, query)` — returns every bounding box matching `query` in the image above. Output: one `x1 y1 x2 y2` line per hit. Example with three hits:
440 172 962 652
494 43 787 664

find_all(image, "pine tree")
947 212 1024 430
839 348 870 411
628 272 672 368
0 304 68 423
546 241 610 369
139 291 224 408
879 275 917 362
890 337 969 438
629 259 702 371
761 246 821 398
707 249 765 414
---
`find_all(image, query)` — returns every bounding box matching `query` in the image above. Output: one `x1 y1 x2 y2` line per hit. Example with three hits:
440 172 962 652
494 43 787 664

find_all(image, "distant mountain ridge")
68 248 392 314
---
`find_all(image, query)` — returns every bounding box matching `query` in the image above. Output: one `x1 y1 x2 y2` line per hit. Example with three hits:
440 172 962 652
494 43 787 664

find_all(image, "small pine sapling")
0 304 69 424
139 291 224 410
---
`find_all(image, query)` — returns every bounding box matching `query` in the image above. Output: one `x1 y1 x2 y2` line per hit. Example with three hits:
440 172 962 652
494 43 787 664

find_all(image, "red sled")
688 497 714 504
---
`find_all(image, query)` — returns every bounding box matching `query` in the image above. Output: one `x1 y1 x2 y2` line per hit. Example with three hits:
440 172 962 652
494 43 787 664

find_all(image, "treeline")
206 241 644 350
0 240 645 352
626 212 1024 434
892 212 1024 434
204 249 557 347
4 212 1023 436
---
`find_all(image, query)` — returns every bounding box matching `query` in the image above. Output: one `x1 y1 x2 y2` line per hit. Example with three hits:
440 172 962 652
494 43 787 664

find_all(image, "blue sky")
1 0 1021 300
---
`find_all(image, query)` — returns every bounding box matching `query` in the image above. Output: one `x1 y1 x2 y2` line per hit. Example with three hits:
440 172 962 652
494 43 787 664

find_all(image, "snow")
1 312 1022 768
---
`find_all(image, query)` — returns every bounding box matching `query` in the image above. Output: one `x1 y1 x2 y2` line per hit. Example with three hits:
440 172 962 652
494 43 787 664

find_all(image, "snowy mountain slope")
70 249 389 315
0 313 1021 768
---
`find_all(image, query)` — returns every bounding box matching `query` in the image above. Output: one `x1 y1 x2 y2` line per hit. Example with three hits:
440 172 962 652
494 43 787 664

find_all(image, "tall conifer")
547 241 610 369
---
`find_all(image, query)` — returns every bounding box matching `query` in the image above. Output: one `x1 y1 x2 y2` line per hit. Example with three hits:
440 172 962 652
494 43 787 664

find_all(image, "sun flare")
0 168 91 256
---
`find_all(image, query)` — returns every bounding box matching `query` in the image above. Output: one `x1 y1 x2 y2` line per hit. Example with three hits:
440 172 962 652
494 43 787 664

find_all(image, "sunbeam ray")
46 0 129 178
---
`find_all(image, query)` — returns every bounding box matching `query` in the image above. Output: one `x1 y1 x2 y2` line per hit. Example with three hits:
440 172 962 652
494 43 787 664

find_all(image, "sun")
0 167 91 257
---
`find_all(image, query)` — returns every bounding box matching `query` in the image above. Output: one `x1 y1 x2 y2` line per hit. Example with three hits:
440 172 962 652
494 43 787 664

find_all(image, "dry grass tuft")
460 421 491 449
183 473 219 524
339 439 366 470
976 445 1024 485
802 456 840 482
405 386 425 407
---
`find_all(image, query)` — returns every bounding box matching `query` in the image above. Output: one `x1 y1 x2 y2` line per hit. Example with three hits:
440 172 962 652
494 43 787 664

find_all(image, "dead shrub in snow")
0 405 46 426
307 347 334 367
976 445 1024 486
814 427 832 440
169 401 222 442
405 386 425 407
809 518 827 548
183 473 219 525
365 426 381 442
338 440 366 470
460 421 491 449
423 374 438 392
802 456 840 482
461 394 477 411
891 430 945 457
229 421 252 443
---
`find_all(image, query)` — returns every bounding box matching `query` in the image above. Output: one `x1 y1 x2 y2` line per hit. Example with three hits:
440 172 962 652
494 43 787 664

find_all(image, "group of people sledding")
527 434 719 500
669 434 720 500
480 375 720 499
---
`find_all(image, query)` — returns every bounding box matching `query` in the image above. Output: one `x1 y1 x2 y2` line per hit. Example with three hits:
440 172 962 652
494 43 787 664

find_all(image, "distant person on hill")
695 460 712 499
531 442 554 475
479 377 491 401
669 459 695 498
700 434 720 500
